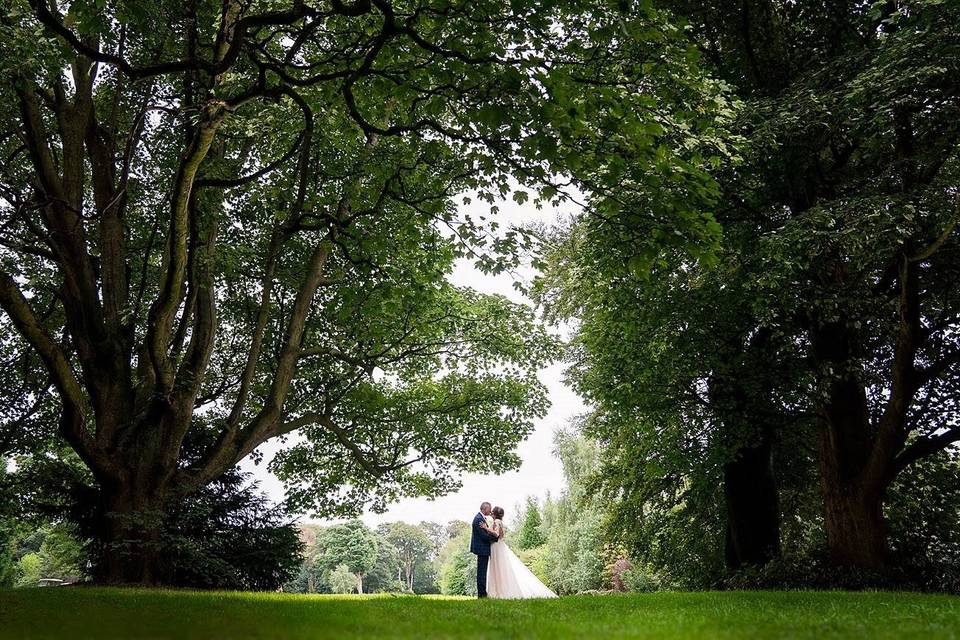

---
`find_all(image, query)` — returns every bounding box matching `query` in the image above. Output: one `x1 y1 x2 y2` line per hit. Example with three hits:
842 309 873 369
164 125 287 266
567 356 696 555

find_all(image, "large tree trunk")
812 319 891 569
712 329 783 570
820 482 887 568
97 481 170 586
724 436 781 569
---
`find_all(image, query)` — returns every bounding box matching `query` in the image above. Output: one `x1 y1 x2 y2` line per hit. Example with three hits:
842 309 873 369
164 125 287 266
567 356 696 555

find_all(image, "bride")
482 506 558 599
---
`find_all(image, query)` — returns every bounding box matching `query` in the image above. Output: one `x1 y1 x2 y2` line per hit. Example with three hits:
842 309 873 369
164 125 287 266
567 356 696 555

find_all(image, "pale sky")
242 192 588 528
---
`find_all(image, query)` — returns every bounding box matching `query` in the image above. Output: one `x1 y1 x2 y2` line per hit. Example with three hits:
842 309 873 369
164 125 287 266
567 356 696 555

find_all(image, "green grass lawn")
1 588 959 639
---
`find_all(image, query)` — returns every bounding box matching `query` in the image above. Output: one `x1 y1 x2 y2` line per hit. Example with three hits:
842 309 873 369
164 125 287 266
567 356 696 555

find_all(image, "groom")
470 501 500 598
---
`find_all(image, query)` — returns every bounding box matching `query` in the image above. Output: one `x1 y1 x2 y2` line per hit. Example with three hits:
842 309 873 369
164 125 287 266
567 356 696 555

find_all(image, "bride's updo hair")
492 506 505 520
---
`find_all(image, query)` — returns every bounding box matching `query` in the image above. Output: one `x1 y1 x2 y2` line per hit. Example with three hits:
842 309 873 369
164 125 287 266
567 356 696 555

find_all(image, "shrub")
14 552 41 587
440 552 473 596
328 564 358 594
620 563 662 593
514 545 550 585
724 553 960 594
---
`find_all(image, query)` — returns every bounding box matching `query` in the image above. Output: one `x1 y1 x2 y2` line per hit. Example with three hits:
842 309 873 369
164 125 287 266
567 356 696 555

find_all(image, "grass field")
2 588 960 639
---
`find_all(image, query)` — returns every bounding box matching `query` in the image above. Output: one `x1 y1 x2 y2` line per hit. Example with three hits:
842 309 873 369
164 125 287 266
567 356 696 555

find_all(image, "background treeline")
284 520 443 595
285 428 646 596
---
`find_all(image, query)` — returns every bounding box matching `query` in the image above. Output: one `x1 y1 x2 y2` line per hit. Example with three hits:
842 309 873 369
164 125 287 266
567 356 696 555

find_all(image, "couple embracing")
470 501 558 599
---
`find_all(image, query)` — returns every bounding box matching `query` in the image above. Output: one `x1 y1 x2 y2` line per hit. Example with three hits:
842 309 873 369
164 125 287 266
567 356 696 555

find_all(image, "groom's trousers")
476 554 490 598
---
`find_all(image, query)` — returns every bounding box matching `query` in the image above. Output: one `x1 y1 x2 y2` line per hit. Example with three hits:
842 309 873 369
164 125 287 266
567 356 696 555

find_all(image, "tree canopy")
0 0 734 585
537 0 960 581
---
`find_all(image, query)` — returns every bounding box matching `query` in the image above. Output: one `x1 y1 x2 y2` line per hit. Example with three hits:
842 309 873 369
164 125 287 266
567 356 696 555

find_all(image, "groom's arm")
474 516 499 542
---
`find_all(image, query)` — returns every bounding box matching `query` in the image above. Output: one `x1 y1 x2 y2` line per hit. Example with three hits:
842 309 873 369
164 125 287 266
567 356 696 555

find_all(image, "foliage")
286 520 446 595
412 560 440 595
724 450 960 593
439 552 475 598
35 524 86 582
382 522 434 592
544 503 606 595
5 430 301 590
886 452 960 570
619 562 663 594
315 521 379 594
327 564 359 595
514 545 551 586
151 469 303 591
437 526 477 597
0 0 741 586
4 0 744 583
284 560 330 595
13 552 41 588
362 541 402 594
514 497 547 550
536 0 960 582
0 523 13 588
1 523 87 588
539 429 609 594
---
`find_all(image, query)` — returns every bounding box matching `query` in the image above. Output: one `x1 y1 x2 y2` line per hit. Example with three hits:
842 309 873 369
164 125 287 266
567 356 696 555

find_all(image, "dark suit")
470 511 499 597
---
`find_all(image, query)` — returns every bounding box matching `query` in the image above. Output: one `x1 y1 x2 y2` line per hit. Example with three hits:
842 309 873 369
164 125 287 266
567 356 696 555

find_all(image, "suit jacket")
470 512 499 556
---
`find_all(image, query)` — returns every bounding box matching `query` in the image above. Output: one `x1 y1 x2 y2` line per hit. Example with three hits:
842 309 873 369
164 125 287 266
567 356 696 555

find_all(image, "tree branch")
146 99 230 392
893 428 960 476
0 270 105 474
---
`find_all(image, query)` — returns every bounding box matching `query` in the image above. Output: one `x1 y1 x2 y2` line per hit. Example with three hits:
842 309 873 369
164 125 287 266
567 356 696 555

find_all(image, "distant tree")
439 552 475 597
363 533 404 594
542 429 607 594
545 507 605 594
288 525 403 594
0 523 88 587
436 525 476 596
36 524 86 582
417 521 448 559
327 564 358 595
14 552 41 587
297 525 324 551
317 521 379 594
412 561 440 595
284 559 329 595
385 522 434 592
515 498 547 550
445 521 469 541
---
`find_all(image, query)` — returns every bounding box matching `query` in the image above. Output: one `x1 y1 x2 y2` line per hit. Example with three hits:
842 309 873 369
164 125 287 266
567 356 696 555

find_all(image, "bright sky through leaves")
245 194 587 527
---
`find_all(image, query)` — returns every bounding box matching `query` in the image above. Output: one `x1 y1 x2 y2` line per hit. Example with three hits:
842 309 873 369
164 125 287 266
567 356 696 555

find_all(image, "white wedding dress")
485 516 558 599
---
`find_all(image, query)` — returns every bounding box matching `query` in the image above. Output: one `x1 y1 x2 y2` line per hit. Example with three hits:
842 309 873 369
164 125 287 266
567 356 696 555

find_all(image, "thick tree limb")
863 255 921 491
174 236 333 494
29 0 316 81
893 428 960 475
0 271 105 474
146 99 230 392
